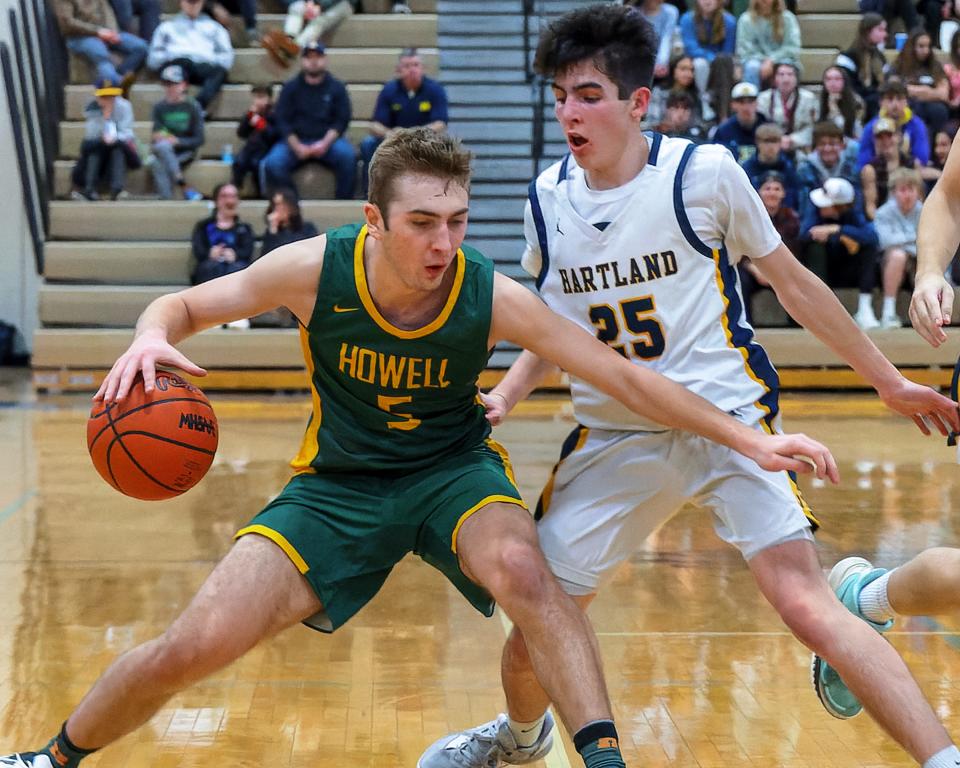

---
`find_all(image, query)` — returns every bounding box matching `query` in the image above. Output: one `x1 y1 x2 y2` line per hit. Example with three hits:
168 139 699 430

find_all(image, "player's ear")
363 202 386 239
629 86 651 121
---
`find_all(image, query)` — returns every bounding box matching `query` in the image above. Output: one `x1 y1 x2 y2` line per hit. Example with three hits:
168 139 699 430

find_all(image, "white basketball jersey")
525 134 783 432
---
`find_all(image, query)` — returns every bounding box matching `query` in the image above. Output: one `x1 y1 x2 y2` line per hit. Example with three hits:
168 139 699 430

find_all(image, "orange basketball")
87 371 218 500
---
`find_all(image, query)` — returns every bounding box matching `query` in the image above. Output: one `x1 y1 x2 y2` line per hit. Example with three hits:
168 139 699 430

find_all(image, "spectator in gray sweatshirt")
147 0 234 110
873 167 924 328
150 64 205 200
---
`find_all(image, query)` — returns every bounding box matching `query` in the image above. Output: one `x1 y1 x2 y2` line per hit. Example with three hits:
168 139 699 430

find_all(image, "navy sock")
573 720 625 768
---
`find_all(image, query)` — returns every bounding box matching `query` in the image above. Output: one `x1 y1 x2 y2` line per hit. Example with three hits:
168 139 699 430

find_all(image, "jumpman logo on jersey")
556 220 564 236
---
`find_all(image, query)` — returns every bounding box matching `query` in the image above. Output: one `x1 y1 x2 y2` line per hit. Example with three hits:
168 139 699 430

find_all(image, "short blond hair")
888 167 925 197
368 128 472 222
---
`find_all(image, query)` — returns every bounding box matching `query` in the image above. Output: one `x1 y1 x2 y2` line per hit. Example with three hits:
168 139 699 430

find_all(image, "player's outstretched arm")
489 273 839 482
754 243 960 436
912 130 960 346
95 236 326 403
482 351 559 425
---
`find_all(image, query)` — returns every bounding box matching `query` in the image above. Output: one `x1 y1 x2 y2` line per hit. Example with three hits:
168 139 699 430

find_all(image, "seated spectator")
360 48 448 195
943 28 960 110
862 117 920 218
799 177 881 329
261 41 356 199
735 0 800 89
654 91 707 141
943 0 960 50
858 79 930 168
713 81 769 163
71 77 140 201
261 188 318 255
873 167 924 327
876 0 921 44
54 0 147 93
626 0 679 81
679 0 736 104
836 13 888 120
797 121 862 220
741 123 800 209
922 127 953 190
232 85 278 197
150 64 204 200
645 55 709 128
890 28 951 141
818 65 864 146
191 182 254 287
147 0 234 111
757 61 819 153
203 0 258 44
109 0 160 44
738 170 800 324
261 0 357 68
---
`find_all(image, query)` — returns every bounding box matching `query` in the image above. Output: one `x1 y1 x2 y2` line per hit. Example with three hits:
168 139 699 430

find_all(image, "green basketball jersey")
291 222 495 474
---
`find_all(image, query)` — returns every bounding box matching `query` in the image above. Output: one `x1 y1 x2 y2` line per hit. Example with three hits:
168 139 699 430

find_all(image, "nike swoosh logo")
333 305 359 313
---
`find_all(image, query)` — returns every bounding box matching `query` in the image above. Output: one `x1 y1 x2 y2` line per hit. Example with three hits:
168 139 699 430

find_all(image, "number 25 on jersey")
589 296 666 360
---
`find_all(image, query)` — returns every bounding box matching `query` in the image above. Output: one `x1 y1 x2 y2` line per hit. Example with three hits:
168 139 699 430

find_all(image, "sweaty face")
551 60 647 187
374 173 469 293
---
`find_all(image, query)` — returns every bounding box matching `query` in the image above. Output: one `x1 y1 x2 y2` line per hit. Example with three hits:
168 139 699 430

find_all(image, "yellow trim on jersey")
353 223 466 339
235 524 310 574
450 494 527 554
485 437 522 492
538 427 589 518
290 325 322 474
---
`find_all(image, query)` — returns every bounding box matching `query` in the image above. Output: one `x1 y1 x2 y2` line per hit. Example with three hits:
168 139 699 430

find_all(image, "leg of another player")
886 547 960 616
750 539 955 765
9 534 321 765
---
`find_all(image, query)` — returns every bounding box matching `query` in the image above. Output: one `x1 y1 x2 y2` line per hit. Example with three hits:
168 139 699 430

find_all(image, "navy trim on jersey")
558 153 571 182
534 423 586 521
672 142 713 259
528 177 550 291
643 131 663 166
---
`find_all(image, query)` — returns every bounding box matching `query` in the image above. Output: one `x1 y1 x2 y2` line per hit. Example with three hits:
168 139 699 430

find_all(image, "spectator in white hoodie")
873 166 924 328
147 0 234 111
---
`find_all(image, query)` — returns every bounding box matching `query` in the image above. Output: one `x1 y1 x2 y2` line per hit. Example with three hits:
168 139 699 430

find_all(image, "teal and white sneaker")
0 754 55 768
811 556 894 719
418 712 555 768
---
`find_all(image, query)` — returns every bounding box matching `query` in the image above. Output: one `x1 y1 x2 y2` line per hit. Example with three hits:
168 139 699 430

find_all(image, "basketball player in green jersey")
0 128 837 768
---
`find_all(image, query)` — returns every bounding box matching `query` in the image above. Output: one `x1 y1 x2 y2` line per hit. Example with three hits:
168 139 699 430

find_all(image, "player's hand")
480 390 510 426
909 272 953 347
94 331 206 403
876 376 960 435
744 432 839 484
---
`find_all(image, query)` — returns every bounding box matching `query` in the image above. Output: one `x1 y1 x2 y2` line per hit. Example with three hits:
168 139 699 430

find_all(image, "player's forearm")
134 293 198 345
917 184 960 280
491 350 558 412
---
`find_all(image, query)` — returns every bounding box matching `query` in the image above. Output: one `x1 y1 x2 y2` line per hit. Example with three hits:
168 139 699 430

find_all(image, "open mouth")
568 133 588 148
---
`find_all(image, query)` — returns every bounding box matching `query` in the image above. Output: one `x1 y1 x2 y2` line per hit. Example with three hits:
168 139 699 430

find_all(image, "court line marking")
0 489 36 525
592 630 960 637
498 610 572 768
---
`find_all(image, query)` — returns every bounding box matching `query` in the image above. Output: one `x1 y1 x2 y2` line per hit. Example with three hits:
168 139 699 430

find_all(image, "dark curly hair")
533 3 657 98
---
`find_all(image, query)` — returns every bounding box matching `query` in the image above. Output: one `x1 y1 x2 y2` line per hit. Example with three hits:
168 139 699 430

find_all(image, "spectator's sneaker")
71 188 100 201
0 753 55 767
811 557 894 719
110 189 130 201
880 314 904 329
183 187 204 201
223 318 251 330
418 712 554 768
853 308 880 331
244 27 260 44
120 71 136 99
392 1 412 11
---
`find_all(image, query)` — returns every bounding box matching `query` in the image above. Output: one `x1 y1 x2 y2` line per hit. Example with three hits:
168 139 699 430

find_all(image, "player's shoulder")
532 156 569 192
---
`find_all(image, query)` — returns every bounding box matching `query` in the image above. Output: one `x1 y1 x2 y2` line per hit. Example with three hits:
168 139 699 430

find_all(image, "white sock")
922 744 960 768
882 296 896 318
857 569 895 623
508 714 546 748
858 293 875 315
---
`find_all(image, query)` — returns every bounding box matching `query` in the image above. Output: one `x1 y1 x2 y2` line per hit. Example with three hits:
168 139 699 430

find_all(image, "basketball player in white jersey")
419 6 960 768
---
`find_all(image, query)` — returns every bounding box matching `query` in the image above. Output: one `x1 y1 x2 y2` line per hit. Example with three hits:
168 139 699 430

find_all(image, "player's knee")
483 538 550 603
772 592 832 649
145 628 238 690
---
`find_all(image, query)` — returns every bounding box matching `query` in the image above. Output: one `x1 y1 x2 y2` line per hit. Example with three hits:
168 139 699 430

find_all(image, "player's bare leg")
886 547 960 615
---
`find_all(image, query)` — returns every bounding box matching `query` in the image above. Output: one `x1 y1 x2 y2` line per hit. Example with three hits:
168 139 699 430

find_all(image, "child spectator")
741 123 800 209
261 0 357 68
679 0 736 100
713 81 769 163
862 117 919 219
150 64 204 200
645 55 709 128
191 182 255 287
261 187 318 255
836 13 888 120
232 85 278 197
735 0 801 88
654 91 707 141
858 79 930 168
800 177 881 329
873 167 924 327
890 28 951 141
71 77 140 200
757 61 819 153
818 65 864 146
797 122 862 220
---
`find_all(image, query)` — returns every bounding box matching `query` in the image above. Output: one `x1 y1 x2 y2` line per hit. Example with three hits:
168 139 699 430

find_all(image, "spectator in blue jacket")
260 41 356 199
858 79 931 169
741 122 800 209
360 48 448 195
796 121 861 220
713 81 769 163
679 0 736 94
800 176 881 329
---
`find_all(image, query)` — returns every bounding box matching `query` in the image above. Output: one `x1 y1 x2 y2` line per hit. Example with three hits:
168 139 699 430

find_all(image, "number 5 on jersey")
377 394 422 430
589 296 666 360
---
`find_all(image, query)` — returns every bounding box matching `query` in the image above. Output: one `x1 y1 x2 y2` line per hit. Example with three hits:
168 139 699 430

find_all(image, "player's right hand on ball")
910 272 954 347
94 331 207 403
749 432 839 484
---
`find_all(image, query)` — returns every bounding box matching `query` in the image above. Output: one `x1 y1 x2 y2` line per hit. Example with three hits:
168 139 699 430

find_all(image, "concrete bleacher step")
40 284 183 326
800 0 857 12
156 0 436 12
244 13 436 46
798 14 860 50
65 83 380 121
45 242 191 284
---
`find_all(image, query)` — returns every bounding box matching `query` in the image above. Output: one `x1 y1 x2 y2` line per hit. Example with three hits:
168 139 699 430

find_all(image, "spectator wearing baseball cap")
147 0 234 111
260 42 356 199
741 122 800 209
70 76 140 200
712 81 769 163
150 64 205 200
799 176 881 330
861 116 920 220
857 79 930 169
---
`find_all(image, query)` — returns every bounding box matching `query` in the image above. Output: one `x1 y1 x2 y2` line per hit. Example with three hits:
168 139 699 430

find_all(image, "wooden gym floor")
1 367 960 767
